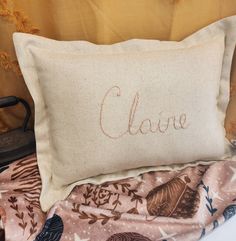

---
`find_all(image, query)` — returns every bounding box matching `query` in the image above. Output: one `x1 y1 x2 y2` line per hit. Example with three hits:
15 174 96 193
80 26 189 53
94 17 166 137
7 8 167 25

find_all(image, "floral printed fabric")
0 154 236 241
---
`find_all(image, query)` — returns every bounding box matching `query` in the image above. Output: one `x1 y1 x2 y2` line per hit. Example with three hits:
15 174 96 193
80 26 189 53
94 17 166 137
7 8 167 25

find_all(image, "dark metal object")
0 228 5 241
0 96 36 167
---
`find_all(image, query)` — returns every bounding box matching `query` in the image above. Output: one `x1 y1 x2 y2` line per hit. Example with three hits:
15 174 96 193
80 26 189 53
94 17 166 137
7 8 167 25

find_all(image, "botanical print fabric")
1 154 236 241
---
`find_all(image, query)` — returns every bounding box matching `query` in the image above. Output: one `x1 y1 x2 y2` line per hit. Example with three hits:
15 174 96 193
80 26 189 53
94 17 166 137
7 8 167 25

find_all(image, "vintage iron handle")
0 96 31 131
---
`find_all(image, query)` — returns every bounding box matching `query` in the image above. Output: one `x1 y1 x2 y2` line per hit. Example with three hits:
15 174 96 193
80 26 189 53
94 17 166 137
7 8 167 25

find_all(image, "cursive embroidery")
100 86 189 140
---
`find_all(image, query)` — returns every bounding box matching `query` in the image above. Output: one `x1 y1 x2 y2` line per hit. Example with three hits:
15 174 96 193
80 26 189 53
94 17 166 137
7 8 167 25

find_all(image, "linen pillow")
13 16 236 211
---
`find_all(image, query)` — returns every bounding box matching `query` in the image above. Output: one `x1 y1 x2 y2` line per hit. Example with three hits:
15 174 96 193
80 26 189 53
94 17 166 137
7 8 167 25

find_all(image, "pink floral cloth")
0 154 236 241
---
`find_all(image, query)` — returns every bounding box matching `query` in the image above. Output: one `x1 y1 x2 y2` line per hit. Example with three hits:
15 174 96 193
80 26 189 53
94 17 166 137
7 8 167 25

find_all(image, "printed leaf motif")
72 203 122 225
203 186 209 192
205 196 212 204
8 196 28 233
15 212 24 219
213 220 219 230
112 211 122 221
127 208 139 214
112 199 121 206
79 212 89 219
81 181 142 213
200 228 206 239
211 208 217 214
206 204 212 214
27 205 38 239
200 181 218 216
19 222 27 229
100 214 109 225
88 219 97 225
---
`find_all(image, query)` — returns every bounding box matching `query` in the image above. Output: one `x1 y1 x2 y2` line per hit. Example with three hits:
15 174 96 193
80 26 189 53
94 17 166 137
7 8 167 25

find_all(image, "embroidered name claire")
100 86 189 140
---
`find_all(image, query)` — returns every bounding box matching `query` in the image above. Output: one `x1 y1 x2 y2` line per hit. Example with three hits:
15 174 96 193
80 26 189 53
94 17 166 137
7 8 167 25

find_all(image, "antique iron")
0 96 36 167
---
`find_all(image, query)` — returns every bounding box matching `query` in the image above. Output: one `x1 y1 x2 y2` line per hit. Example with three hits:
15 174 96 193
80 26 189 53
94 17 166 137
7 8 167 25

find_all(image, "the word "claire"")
100 86 189 140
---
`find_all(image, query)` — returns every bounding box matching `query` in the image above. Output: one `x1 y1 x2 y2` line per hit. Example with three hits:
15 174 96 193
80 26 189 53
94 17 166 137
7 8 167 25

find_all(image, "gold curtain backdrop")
1 0 236 140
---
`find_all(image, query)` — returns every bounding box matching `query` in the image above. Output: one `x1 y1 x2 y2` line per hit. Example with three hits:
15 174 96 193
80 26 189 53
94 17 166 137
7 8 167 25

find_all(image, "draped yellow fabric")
1 0 236 139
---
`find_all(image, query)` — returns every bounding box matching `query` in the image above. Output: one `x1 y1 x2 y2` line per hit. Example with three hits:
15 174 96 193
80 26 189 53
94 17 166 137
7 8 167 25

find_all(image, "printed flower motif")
0 0 10 18
8 196 17 203
81 181 143 214
0 52 8 60
13 10 39 33
0 51 22 75
0 0 39 75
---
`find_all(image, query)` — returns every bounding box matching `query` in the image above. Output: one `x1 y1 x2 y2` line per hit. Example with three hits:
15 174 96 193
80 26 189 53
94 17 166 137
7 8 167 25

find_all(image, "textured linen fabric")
2 0 236 142
13 17 236 211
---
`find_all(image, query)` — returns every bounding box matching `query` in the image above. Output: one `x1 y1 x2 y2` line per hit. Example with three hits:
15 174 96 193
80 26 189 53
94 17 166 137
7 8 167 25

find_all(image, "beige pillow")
13 16 236 211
